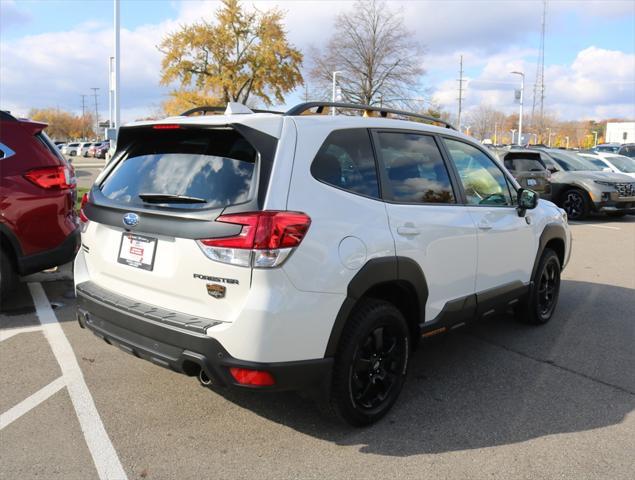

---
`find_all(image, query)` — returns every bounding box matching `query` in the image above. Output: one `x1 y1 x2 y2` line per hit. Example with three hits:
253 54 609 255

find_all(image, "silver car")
537 148 635 219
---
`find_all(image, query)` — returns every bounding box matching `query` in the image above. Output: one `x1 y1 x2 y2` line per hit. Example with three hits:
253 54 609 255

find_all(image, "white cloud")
432 46 635 121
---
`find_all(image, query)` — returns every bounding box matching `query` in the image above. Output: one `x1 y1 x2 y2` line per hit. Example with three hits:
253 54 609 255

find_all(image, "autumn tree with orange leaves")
159 0 303 114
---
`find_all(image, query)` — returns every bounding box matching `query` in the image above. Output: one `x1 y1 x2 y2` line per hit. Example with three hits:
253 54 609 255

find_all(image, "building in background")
605 122 635 144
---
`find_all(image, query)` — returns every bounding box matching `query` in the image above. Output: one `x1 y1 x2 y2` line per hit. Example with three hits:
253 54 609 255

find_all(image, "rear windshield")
100 127 257 210
503 153 545 172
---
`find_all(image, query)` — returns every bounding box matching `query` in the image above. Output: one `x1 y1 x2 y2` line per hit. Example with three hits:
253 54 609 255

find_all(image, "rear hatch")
503 153 551 194
80 122 279 322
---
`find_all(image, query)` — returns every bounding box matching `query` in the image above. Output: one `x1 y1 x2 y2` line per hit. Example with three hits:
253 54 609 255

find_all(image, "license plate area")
118 233 157 271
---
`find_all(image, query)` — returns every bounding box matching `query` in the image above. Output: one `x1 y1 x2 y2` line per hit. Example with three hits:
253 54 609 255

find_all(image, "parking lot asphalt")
1 217 634 480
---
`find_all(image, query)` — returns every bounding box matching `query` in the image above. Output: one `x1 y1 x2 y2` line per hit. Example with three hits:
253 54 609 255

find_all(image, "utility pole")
457 55 465 130
91 87 100 137
592 130 598 147
113 0 121 130
531 0 547 128
80 94 87 139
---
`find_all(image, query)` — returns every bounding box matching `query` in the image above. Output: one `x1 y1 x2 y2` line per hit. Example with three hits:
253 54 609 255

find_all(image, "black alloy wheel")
350 324 407 413
518 248 561 325
562 189 589 220
329 299 410 426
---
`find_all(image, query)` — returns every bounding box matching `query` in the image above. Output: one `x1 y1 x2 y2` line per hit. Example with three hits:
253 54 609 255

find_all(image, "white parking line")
28 282 128 480
569 222 621 230
0 325 42 342
0 377 65 430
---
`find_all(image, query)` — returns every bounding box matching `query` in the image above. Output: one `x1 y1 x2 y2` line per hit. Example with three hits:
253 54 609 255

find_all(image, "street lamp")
532 133 538 144
511 129 517 144
592 130 598 147
565 136 570 149
547 128 554 148
331 71 342 116
511 71 524 146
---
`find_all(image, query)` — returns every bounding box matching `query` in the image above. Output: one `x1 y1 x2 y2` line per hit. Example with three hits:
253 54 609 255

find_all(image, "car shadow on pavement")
209 279 635 456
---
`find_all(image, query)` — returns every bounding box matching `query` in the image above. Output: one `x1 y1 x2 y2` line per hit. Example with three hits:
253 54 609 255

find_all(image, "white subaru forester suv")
75 102 571 426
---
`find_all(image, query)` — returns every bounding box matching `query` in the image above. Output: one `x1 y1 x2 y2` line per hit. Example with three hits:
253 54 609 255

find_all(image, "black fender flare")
324 256 428 357
531 223 567 279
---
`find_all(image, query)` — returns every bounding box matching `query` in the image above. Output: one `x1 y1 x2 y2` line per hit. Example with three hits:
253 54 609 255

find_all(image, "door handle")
397 226 421 236
477 220 493 230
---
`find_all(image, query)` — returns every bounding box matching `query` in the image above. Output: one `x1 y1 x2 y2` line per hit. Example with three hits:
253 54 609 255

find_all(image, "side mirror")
517 188 538 216
547 167 558 174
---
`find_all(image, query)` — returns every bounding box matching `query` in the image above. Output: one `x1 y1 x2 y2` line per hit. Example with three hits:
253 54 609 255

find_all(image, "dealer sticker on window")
118 233 157 271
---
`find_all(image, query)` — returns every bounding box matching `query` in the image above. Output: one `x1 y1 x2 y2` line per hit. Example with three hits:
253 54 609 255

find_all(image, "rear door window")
100 127 257 210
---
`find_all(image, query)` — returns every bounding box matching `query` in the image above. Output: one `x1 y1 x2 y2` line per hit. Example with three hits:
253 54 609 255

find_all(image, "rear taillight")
197 211 311 268
24 165 75 190
79 193 90 232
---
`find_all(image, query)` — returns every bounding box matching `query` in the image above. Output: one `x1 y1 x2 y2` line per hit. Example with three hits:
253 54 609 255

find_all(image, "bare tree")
310 0 425 108
467 105 507 141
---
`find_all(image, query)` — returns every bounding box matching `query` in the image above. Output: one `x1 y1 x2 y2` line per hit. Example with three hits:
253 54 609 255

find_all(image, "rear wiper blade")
138 193 207 204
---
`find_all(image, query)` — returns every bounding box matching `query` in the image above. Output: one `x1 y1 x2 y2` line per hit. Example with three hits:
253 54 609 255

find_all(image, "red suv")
0 111 80 297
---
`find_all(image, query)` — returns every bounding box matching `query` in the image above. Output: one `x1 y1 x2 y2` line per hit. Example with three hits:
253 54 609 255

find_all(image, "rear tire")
606 212 626 218
561 189 590 220
328 299 410 426
518 248 561 325
0 249 18 300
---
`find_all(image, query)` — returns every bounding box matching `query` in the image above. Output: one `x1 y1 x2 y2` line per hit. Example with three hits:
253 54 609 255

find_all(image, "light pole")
331 71 342 116
494 122 498 145
547 128 553 147
532 133 538 145
592 130 598 147
113 0 120 130
565 136 570 149
511 71 524 146
511 129 517 144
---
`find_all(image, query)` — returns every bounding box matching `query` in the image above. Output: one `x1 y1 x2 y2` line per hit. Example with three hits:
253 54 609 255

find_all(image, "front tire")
561 189 590 220
518 248 561 325
329 299 410 426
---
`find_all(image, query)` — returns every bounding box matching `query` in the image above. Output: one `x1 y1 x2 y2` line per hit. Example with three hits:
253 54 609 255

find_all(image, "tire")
328 299 410 426
561 188 590 220
0 249 18 300
518 248 561 325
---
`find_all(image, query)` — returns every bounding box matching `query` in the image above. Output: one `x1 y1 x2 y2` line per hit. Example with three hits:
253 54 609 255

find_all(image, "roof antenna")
224 103 254 115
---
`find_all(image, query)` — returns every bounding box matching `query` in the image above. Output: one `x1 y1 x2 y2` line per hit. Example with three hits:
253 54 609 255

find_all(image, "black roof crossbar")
284 102 457 130
179 106 284 117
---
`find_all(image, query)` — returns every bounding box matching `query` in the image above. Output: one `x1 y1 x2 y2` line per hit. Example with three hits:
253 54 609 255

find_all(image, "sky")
1 0 634 125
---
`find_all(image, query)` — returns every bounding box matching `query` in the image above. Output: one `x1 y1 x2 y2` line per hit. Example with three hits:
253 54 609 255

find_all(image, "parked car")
617 143 635 158
87 142 106 157
62 142 80 156
579 152 635 179
75 102 571 426
94 142 110 159
79 142 94 157
534 148 635 219
56 143 66 151
501 149 552 200
592 143 620 153
0 111 80 297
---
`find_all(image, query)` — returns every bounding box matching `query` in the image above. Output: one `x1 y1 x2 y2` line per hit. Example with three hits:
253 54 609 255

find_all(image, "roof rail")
284 102 457 130
179 105 284 117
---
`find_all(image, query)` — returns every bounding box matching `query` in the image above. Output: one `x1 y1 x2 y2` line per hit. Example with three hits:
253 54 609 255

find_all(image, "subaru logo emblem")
123 213 139 227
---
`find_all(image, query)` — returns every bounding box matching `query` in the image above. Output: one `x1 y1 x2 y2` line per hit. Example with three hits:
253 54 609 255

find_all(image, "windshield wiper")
138 193 207 204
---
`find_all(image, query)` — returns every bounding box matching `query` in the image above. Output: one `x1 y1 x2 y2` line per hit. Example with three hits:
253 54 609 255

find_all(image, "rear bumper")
18 227 80 275
76 281 332 392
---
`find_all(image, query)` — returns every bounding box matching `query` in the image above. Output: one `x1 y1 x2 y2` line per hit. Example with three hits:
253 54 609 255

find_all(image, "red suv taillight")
24 165 75 190
197 211 311 268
